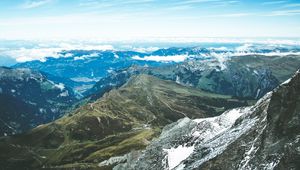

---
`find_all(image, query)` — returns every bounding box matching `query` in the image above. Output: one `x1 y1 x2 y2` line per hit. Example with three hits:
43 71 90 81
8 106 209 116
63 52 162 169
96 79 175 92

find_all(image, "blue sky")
0 0 300 40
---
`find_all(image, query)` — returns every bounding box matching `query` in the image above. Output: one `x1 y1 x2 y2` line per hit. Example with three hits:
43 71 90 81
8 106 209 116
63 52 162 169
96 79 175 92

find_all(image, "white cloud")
262 1 287 5
177 0 222 5
213 0 240 6
207 46 228 51
0 43 114 62
132 55 189 62
79 0 155 9
207 44 300 60
129 37 300 46
236 43 253 52
132 47 160 53
283 3 300 8
0 10 299 40
74 53 99 60
7 47 61 62
214 13 254 17
21 0 53 9
266 9 300 16
58 43 114 51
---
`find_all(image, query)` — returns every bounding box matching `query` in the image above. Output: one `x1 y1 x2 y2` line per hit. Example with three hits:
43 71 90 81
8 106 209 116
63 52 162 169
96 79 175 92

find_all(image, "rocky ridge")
115 70 300 170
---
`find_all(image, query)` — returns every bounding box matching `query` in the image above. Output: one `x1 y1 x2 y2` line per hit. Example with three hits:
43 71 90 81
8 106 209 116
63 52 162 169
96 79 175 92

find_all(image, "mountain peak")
0 73 248 169
124 74 154 87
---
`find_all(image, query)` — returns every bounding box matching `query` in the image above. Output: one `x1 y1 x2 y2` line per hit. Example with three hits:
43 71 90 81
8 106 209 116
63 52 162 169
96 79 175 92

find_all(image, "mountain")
172 55 282 99
0 67 78 136
115 70 300 170
83 65 147 100
13 50 174 94
154 54 300 99
0 74 248 170
86 55 300 100
14 44 300 95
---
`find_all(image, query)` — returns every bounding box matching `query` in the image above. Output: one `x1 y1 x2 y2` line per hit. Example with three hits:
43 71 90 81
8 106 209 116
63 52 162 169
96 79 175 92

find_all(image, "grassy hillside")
0 74 249 169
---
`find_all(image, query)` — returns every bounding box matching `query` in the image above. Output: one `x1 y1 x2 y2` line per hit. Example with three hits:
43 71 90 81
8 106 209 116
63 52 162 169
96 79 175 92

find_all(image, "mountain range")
0 45 299 170
85 54 300 100
14 46 300 96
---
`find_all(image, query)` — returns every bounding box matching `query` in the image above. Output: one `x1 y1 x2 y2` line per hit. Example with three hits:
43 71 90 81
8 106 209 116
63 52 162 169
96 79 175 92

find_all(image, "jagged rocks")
116 70 300 170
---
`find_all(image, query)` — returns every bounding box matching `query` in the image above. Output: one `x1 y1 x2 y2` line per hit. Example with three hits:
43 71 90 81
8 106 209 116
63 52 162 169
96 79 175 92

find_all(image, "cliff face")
115 70 300 170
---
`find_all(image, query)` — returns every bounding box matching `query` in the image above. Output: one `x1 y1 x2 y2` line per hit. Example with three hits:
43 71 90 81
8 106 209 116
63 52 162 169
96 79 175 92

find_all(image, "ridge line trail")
157 96 188 118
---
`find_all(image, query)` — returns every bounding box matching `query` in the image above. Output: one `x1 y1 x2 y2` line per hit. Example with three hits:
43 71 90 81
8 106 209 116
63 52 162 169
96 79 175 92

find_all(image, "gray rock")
116 70 300 170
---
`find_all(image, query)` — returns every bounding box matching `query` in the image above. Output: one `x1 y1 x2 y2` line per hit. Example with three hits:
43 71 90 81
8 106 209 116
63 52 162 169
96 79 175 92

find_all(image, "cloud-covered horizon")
1 39 300 64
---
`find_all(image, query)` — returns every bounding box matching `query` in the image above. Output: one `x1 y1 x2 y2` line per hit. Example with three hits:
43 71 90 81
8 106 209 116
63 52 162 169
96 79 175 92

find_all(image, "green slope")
0 74 249 169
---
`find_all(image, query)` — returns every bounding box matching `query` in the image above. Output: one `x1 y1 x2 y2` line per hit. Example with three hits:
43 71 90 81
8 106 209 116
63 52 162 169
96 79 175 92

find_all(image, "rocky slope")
0 74 248 170
0 67 78 136
115 70 300 170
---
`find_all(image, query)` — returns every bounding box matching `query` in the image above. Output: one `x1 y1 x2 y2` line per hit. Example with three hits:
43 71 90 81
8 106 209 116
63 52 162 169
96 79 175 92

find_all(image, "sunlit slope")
0 74 248 169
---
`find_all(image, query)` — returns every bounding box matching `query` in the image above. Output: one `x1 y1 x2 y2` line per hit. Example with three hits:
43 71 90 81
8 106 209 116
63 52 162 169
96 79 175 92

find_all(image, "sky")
0 0 300 40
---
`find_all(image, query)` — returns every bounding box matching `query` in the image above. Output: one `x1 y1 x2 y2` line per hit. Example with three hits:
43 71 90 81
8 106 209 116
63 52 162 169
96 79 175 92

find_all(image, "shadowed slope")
0 67 78 136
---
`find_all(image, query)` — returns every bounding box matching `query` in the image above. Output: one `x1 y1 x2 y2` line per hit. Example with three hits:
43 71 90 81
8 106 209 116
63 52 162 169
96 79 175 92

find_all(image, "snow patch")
107 68 114 73
164 145 194 169
59 91 69 97
282 78 291 85
54 83 65 91
39 108 46 114
264 159 281 170
239 123 267 169
175 75 181 84
97 117 101 124
193 108 244 124
191 108 247 141
255 89 261 99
